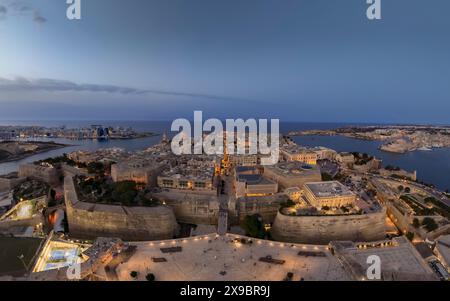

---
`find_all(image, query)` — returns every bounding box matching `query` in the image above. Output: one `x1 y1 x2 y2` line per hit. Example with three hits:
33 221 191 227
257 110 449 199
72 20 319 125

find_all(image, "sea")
0 120 449 192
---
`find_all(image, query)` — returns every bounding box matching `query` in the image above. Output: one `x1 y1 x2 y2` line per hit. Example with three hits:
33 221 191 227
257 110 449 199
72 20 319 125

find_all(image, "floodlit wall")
271 208 386 244
64 177 178 241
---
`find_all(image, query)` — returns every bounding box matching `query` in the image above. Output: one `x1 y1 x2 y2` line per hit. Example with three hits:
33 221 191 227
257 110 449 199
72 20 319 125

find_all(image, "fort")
64 177 178 241
236 193 288 223
153 190 221 225
18 163 60 186
271 208 386 244
0 173 25 193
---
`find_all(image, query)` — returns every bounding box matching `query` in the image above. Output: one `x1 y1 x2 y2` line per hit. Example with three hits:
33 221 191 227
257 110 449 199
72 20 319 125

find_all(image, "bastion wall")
64 177 178 241
271 208 386 244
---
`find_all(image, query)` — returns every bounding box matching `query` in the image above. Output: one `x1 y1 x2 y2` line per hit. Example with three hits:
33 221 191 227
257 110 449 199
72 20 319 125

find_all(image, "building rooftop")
116 157 166 169
33 239 89 273
159 156 217 181
237 174 275 185
304 181 355 198
235 166 258 173
436 235 450 267
414 242 434 259
331 237 437 280
265 161 320 177
0 237 44 277
281 145 316 155
284 187 301 193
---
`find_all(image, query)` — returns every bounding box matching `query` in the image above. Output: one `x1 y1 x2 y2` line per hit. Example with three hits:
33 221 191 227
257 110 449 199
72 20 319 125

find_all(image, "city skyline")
1 0 450 123
1 0 450 287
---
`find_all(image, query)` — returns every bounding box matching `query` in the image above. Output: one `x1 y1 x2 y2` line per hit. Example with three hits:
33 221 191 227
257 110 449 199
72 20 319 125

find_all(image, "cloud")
0 76 253 103
0 5 7 20
9 1 30 12
1 1 46 23
18 5 31 12
33 11 46 23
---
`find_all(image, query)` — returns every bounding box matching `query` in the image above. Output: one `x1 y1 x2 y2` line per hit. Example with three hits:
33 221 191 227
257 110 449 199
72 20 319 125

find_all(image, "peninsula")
288 125 450 154
0 125 157 141
0 141 67 164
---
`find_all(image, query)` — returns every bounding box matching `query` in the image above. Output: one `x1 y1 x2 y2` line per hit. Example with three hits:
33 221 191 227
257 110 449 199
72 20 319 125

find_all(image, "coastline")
0 142 69 164
0 132 159 165
18 132 159 141
288 126 450 154
292 134 450 192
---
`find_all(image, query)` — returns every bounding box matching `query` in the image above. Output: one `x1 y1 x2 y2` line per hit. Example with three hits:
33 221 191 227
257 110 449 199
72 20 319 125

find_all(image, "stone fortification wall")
271 208 386 244
64 177 177 241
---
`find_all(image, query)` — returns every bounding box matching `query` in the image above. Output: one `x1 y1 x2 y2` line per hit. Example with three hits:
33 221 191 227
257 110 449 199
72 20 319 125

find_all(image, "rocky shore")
0 141 68 164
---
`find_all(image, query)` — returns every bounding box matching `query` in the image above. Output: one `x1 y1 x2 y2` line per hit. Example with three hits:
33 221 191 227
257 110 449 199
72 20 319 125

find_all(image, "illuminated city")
0 1 449 298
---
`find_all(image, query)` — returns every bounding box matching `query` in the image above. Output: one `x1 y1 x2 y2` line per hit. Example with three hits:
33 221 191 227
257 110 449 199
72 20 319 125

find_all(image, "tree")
87 162 105 174
48 198 57 207
397 185 404 192
404 187 411 193
321 172 333 181
145 273 156 281
340 206 349 213
412 218 420 228
240 214 265 238
406 232 414 241
142 197 159 207
422 217 438 232
130 271 138 278
424 196 437 204
280 199 295 208
111 181 138 205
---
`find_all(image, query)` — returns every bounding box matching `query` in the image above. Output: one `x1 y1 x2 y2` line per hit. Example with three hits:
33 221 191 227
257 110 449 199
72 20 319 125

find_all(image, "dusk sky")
0 0 449 123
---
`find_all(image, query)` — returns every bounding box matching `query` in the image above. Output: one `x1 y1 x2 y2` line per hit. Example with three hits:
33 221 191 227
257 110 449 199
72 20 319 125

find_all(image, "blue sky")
0 0 449 123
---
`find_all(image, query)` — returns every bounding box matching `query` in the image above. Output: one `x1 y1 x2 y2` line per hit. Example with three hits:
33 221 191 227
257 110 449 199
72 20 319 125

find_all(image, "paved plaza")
116 234 350 281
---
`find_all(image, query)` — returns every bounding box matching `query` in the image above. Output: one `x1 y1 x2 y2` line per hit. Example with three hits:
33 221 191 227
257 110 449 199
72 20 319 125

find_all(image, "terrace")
0 197 46 222
115 234 349 281
33 238 90 273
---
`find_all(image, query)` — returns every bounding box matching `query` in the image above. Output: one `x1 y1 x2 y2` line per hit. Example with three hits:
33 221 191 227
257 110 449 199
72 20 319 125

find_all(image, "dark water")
1 120 449 191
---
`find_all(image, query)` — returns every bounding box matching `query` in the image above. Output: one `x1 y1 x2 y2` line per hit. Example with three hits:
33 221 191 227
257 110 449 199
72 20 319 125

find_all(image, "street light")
17 254 28 271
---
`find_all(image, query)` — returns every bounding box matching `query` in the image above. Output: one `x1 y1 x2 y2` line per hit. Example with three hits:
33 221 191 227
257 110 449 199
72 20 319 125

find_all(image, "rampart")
271 208 386 244
64 177 178 241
